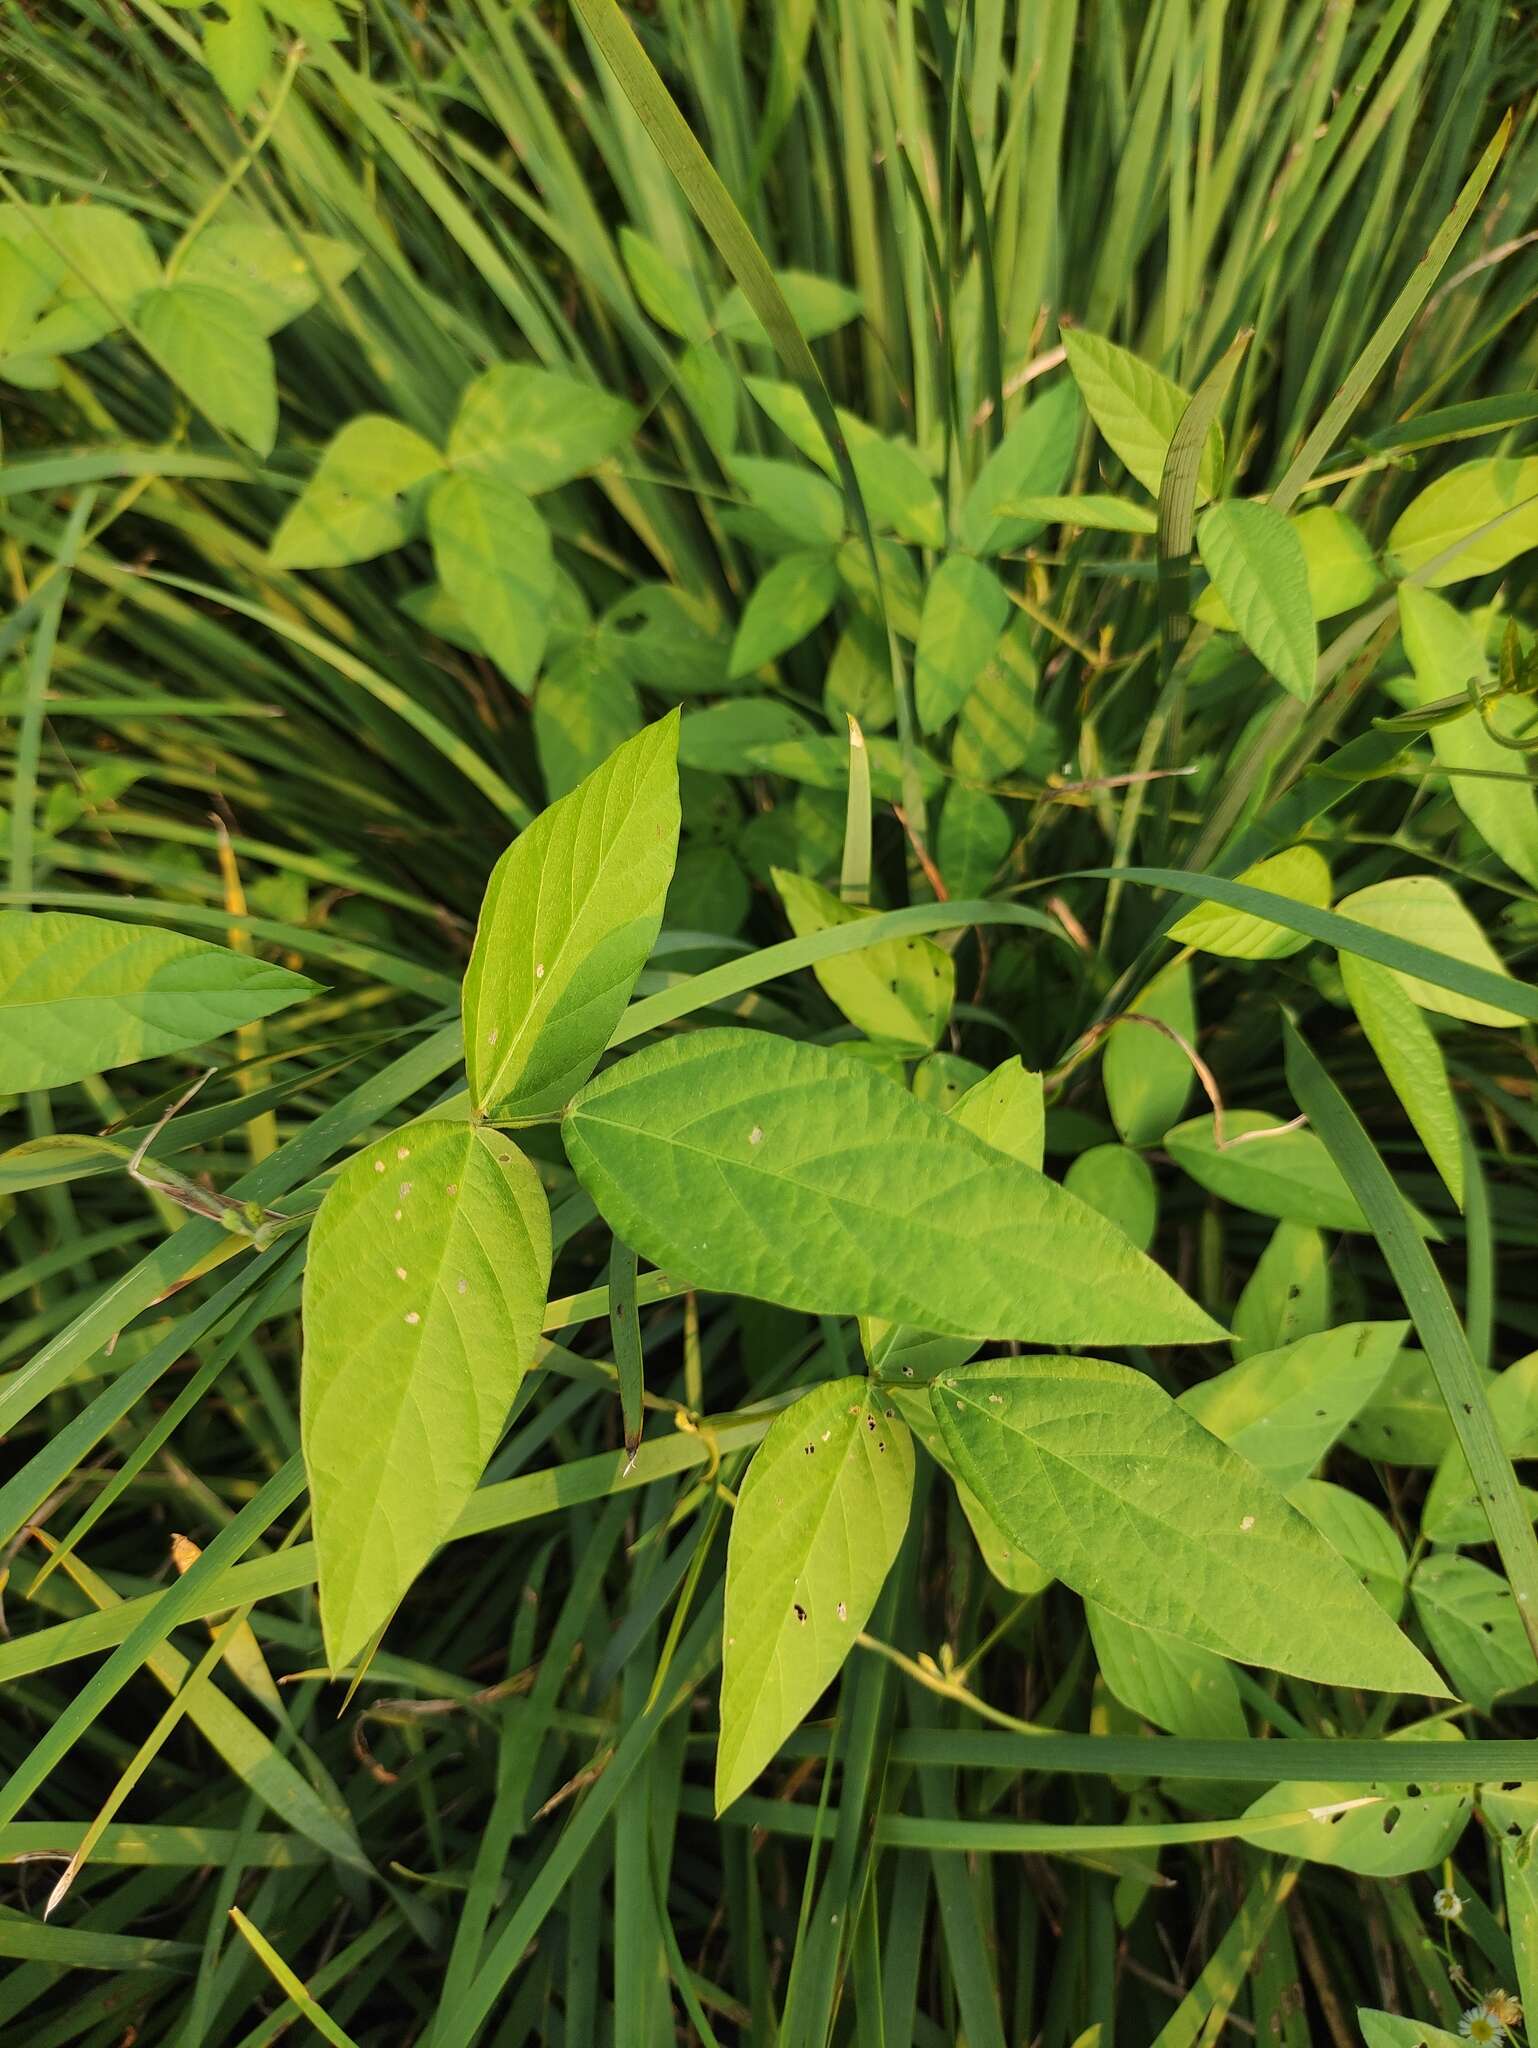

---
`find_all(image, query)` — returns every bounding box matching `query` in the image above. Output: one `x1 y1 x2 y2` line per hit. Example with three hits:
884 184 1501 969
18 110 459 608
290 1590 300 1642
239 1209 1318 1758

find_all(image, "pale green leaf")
1104 957 1195 1146
952 611 1054 782
996 492 1156 534
1238 1724 1471 1875
950 1056 1044 1170
619 226 710 344
1165 1112 1372 1232
1196 500 1318 700
138 284 276 455
676 340 737 452
1412 1552 1533 1710
933 1354 1445 1692
1062 1144 1157 1253
533 635 642 800
716 1377 911 1811
958 381 1082 554
728 549 838 678
1169 845 1330 959
448 363 637 495
885 1385 1049 1593
301 1120 551 1668
1357 2012 1465 2048
1288 1480 1407 1618
0 910 316 1093
1087 1602 1246 1740
729 456 843 546
773 868 953 1052
269 415 443 569
1232 1222 1331 1361
465 713 681 1120
1179 1322 1407 1487
716 270 861 345
1336 874 1525 1027
1399 584 1538 890
564 1030 1226 1343
427 470 553 686
1387 455 1538 586
177 223 358 335
1345 1348 1494 1469
1195 505 1379 629
938 781 1012 900
202 0 271 103
51 202 160 305
1061 327 1222 501
915 556 1010 733
1340 952 1464 1207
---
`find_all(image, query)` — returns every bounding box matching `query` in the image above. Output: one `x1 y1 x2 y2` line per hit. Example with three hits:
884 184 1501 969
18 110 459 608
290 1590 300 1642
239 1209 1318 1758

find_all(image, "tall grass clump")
3 4 1538 2044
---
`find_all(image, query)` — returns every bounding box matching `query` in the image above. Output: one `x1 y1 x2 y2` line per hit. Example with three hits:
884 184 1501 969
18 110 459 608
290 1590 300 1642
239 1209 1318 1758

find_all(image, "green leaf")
201 0 271 114
1387 455 1538 586
1195 506 1379 629
932 1354 1444 1693
772 868 953 1052
1168 845 1330 959
448 363 637 495
301 1120 551 1668
1062 1144 1157 1253
729 456 844 546
1289 1480 1407 1618
427 471 553 687
1423 1354 1538 1544
0 910 316 1092
716 1377 911 1812
951 610 1054 782
1165 1112 1371 1232
51 202 160 305
1335 875 1525 1027
465 713 681 1121
915 556 1010 733
884 1386 1050 1592
619 226 710 344
1237 1724 1471 1876
1061 327 1222 501
1411 1553 1533 1711
716 270 862 344
1179 1323 1408 1488
938 781 1012 900
824 614 895 732
1344 1347 1489 1469
603 584 731 696
269 415 444 569
1087 1602 1246 1740
1398 584 1538 891
1104 957 1196 1147
997 492 1156 535
564 1030 1225 1343
1232 1222 1331 1361
958 381 1082 554
745 380 942 544
533 635 642 800
676 339 737 451
137 284 276 456
1340 952 1464 1208
177 223 358 336
1356 2013 1465 2048
1196 500 1318 700
728 549 838 678
950 1057 1044 1170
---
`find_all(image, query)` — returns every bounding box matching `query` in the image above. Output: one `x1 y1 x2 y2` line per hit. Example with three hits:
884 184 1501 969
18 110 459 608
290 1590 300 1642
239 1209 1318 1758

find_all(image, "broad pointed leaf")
138 284 276 456
1197 499 1317 700
566 1030 1223 1342
914 556 1010 733
427 471 553 687
1104 957 1195 1146
302 1119 551 1668
465 712 681 1120
932 1354 1446 1692
0 910 316 1092
1180 1322 1408 1487
717 1378 912 1811
1062 327 1222 501
772 867 953 1052
448 363 637 495
270 415 443 569
1340 951 1464 1207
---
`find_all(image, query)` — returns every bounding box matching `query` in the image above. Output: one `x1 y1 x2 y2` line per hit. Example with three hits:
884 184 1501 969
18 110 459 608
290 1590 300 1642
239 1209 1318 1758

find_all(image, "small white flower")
1433 1886 1465 1921
1460 2006 1504 2044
